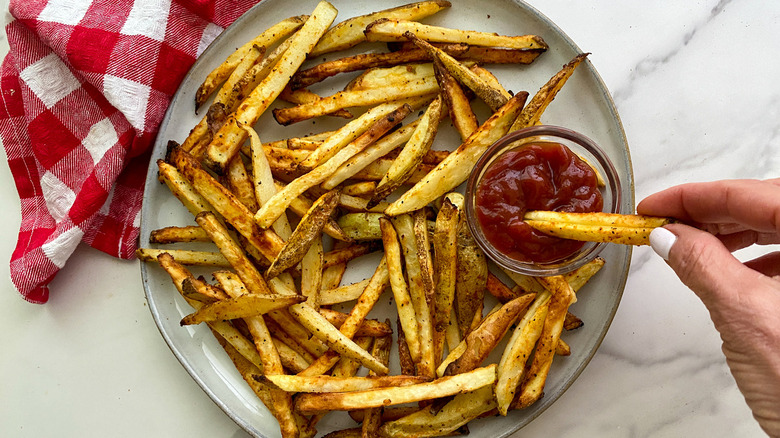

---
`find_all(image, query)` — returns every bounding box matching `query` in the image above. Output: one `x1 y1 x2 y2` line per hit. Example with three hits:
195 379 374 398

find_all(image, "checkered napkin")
0 0 260 303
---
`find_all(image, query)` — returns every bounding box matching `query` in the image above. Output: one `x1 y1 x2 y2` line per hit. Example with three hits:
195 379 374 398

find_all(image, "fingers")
745 251 780 278
651 223 769 308
637 179 780 233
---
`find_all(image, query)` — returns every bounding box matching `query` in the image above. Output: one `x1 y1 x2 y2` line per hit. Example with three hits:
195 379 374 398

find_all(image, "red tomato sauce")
475 141 603 263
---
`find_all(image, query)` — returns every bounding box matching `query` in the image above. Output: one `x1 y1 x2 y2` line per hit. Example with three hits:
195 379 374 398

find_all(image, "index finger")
637 179 780 234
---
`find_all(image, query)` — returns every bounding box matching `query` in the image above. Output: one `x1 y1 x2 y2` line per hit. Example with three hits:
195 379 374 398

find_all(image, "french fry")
495 289 551 415
341 181 376 197
413 209 436 310
362 331 393 437
181 277 230 303
444 294 535 376
157 159 216 217
294 364 496 414
345 63 435 92
565 256 605 292
180 293 306 326
319 279 371 305
292 45 467 89
379 217 421 363
371 97 444 206
510 52 589 131
523 211 673 245
364 18 548 50
275 181 351 242
434 57 478 142
272 78 437 125
332 336 374 378
258 374 427 393
384 91 527 216
321 120 422 189
204 1 338 174
485 271 518 303
168 146 284 262
432 198 459 362
391 213 436 379
255 104 414 228
318 308 394 338
378 385 496 438
299 102 414 170
453 203 488 337
337 212 383 241
279 86 353 119
404 32 510 111
149 225 210 244
243 123 293 240
266 190 341 279
136 248 230 267
309 0 452 57
274 337 312 373
298 257 390 377
301 236 324 310
225 154 259 212
323 242 381 268
513 276 576 409
195 15 307 108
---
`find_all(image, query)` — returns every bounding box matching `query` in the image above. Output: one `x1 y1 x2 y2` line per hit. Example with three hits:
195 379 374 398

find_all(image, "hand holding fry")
639 179 780 437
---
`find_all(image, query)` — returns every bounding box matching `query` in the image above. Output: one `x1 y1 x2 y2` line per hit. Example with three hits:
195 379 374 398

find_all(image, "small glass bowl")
465 125 622 277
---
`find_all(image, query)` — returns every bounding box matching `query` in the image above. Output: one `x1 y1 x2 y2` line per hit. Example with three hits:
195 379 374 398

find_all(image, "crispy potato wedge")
295 364 496 413
364 18 548 50
524 211 673 245
454 205 488 337
180 293 306 326
309 0 452 56
432 198 459 361
384 91 527 216
266 189 341 279
149 226 210 244
301 236 324 309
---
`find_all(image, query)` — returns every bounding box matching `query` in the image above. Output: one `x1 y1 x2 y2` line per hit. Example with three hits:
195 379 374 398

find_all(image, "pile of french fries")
135 2 637 437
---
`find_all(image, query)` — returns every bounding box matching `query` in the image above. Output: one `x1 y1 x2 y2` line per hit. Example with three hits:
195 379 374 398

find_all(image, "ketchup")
475 141 603 263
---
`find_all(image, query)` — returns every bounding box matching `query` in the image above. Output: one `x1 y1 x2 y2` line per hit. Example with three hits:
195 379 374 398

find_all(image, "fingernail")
649 227 676 261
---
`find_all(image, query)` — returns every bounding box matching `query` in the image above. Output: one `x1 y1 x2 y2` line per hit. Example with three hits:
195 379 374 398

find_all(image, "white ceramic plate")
140 1 634 437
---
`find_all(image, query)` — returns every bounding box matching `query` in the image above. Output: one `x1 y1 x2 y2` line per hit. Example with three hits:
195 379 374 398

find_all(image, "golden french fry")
454 205 488 337
371 97 444 206
256 104 413 228
180 293 306 325
378 385 496 438
524 211 673 245
149 225 210 244
279 86 353 119
341 181 376 197
301 236 324 310
259 374 427 393
295 364 496 413
380 217 421 363
362 330 392 437
136 248 230 267
384 91 528 216
309 0 452 56
494 289 551 415
195 15 307 108
157 159 216 217
266 190 341 279
513 276 576 409
204 1 338 174
364 18 548 50
444 293 535 376
510 52 589 130
345 62 434 91
434 57 478 142
404 31 510 111
272 78 437 125
319 279 371 305
432 198 459 363
318 308 393 338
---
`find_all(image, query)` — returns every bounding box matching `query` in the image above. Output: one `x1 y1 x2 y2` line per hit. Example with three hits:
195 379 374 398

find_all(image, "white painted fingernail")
649 227 676 261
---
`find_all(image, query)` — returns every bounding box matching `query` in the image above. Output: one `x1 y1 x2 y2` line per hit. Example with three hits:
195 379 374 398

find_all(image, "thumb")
649 224 762 308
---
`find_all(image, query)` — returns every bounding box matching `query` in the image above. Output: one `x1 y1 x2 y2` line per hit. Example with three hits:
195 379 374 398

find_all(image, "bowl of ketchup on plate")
465 125 621 276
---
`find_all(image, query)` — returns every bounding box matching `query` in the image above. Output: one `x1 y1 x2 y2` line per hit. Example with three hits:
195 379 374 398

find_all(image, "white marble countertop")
0 1 776 437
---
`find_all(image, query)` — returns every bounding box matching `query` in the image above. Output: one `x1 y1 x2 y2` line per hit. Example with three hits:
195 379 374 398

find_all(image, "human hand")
637 179 780 437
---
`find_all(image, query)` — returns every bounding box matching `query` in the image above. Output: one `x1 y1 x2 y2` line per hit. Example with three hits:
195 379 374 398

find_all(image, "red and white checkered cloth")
0 0 260 303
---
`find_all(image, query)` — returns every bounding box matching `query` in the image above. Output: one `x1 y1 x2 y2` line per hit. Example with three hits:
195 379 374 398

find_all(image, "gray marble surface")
0 1 776 437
